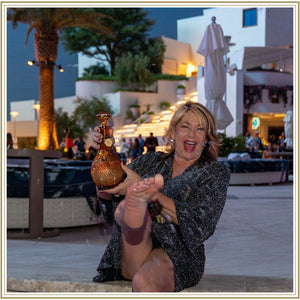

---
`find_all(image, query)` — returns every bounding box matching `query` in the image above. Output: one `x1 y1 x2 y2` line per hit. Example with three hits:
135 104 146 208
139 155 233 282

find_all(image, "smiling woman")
92 100 231 292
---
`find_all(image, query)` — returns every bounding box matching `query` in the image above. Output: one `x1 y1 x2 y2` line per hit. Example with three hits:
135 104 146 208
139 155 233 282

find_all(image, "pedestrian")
88 146 97 160
119 137 129 164
7 132 13 149
138 134 145 155
65 130 75 159
144 132 158 152
131 138 140 161
245 132 254 152
75 135 86 160
92 101 230 292
279 132 286 152
254 131 264 151
127 138 134 163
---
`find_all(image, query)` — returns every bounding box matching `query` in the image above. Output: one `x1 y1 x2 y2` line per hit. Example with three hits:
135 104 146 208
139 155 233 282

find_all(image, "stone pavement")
5 182 295 296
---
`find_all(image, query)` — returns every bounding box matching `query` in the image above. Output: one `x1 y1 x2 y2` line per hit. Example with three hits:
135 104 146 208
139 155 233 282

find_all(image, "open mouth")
184 141 196 152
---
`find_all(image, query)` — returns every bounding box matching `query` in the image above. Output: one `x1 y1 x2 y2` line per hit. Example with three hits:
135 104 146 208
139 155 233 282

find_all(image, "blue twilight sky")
6 7 207 117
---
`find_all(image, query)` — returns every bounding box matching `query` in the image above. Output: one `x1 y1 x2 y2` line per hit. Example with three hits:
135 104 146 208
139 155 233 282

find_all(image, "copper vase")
91 112 123 189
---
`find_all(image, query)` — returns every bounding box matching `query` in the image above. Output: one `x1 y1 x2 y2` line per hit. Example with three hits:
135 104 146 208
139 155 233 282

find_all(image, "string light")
27 59 64 72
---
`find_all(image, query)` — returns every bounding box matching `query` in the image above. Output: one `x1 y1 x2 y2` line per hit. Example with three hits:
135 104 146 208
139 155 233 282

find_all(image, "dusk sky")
6 7 208 117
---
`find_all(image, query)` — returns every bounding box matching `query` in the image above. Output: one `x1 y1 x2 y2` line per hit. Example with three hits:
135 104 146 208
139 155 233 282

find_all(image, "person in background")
92 101 230 292
144 132 158 152
131 138 140 161
59 137 66 149
138 134 145 156
254 131 264 151
74 135 86 160
88 146 97 160
127 138 134 163
75 135 86 160
279 132 286 152
119 137 129 164
65 130 75 159
245 132 254 152
7 132 13 149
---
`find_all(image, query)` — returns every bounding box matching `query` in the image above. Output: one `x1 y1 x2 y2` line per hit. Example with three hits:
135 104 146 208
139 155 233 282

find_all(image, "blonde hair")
163 101 222 161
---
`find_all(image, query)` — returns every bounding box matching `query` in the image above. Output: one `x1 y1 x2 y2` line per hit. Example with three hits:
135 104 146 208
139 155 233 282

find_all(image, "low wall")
7 157 287 229
7 197 99 229
220 158 287 185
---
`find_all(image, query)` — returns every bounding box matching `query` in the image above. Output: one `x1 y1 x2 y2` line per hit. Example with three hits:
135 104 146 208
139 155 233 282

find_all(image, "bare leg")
114 175 164 279
132 248 175 292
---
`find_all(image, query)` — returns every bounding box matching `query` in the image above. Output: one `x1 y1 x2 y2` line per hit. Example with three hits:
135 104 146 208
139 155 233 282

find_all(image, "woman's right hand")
92 126 115 150
92 126 102 151
99 164 142 196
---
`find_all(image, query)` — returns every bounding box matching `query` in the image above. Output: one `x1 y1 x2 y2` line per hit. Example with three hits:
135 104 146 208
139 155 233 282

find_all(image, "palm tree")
7 8 112 150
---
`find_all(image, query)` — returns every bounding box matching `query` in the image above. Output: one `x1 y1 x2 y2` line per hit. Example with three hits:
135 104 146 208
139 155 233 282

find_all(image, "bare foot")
124 174 164 228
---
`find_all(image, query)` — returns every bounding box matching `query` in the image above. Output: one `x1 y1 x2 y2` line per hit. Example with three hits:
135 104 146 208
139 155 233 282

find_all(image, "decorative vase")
91 112 123 189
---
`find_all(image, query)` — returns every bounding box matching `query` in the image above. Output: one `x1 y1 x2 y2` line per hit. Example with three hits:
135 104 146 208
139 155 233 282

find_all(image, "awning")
230 46 293 70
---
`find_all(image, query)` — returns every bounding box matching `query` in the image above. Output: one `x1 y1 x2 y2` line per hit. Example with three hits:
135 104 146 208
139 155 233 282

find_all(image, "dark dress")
94 151 231 292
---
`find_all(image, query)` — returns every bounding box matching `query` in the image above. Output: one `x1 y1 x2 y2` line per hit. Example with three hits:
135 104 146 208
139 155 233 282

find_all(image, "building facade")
8 6 294 149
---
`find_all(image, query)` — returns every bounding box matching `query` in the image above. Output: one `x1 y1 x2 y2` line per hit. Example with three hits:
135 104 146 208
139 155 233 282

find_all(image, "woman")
7 132 13 149
131 138 140 161
119 137 129 164
92 101 230 292
65 130 75 159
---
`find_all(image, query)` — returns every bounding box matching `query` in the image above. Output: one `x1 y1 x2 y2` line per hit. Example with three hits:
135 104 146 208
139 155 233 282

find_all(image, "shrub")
76 74 116 81
115 53 155 90
154 74 189 81
159 101 171 110
218 133 246 157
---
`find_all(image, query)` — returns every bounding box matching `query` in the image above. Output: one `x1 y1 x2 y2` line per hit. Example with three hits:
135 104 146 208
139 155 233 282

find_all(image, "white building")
8 6 294 149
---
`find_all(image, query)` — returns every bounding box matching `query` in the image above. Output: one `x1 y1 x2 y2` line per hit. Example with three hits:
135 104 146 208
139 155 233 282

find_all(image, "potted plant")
125 110 135 124
177 84 186 95
129 101 141 118
159 101 171 111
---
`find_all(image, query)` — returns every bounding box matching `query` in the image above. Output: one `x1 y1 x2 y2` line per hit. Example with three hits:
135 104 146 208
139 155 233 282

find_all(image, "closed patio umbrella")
197 16 234 130
284 110 293 149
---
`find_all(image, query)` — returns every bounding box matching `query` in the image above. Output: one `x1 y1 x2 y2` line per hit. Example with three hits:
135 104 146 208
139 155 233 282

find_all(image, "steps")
114 93 197 152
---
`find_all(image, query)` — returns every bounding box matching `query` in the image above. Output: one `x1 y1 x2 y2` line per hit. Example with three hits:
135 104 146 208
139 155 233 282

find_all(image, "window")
243 8 257 27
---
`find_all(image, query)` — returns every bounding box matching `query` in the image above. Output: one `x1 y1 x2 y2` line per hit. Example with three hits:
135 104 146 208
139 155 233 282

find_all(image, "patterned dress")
95 151 231 292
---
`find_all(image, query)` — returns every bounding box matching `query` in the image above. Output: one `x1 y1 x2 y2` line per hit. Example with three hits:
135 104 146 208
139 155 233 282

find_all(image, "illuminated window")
186 64 196 77
243 8 257 27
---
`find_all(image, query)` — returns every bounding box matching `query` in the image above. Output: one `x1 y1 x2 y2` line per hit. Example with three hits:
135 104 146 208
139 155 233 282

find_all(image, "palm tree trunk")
38 64 58 150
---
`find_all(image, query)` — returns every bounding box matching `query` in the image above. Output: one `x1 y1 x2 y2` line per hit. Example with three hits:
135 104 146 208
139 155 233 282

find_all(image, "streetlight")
10 111 19 146
33 103 40 148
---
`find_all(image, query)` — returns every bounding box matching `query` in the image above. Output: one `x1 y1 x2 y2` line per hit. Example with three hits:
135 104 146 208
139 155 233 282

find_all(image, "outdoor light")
33 103 40 111
27 58 64 72
186 63 196 77
10 111 19 119
57 65 64 72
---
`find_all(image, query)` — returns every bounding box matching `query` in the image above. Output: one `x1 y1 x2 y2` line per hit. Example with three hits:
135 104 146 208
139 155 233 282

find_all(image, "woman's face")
172 111 207 163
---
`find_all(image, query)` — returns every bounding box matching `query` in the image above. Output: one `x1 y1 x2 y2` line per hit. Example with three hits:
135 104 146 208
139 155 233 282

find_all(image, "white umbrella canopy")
284 110 293 150
197 17 234 130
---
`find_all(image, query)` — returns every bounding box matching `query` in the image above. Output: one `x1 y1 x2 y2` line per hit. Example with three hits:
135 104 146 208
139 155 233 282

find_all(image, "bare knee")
132 269 172 292
132 271 154 292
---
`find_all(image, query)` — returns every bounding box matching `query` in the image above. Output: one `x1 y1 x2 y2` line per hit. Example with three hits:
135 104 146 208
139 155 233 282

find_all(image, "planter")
130 106 140 118
177 88 186 95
